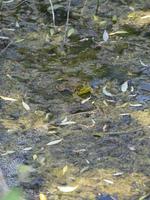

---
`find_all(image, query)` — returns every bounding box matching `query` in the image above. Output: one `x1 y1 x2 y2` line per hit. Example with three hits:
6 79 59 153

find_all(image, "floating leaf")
0 95 17 102
121 81 128 92
22 101 30 111
103 30 109 42
57 185 78 193
46 139 63 146
102 86 114 97
39 193 47 200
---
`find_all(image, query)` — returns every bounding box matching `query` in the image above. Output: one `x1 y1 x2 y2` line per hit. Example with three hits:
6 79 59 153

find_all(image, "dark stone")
96 193 117 200
139 82 150 92
21 177 44 190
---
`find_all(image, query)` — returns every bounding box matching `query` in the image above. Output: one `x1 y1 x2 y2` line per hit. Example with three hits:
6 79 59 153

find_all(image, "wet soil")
0 0 150 200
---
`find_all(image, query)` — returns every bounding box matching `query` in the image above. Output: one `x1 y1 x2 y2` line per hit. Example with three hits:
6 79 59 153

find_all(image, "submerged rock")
69 102 95 114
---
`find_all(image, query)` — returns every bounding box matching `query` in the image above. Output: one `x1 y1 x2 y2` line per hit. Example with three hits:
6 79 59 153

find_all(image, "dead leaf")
1 150 15 156
109 30 128 36
81 97 91 104
60 117 76 126
103 179 114 184
140 59 149 67
23 147 32 151
33 154 38 160
63 165 68 175
57 185 78 193
102 86 114 97
113 172 124 176
22 100 30 111
121 81 128 92
0 95 17 102
39 193 47 200
103 30 109 42
46 139 63 146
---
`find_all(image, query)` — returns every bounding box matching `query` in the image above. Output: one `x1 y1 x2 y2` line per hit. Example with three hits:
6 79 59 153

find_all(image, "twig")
95 0 100 15
0 36 9 40
48 0 55 28
0 41 13 55
63 0 72 44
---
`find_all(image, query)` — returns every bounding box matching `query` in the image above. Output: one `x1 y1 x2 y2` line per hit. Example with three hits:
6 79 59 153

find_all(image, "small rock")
96 193 117 200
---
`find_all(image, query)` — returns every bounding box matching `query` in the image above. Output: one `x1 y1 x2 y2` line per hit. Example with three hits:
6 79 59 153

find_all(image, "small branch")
48 0 55 28
63 0 72 44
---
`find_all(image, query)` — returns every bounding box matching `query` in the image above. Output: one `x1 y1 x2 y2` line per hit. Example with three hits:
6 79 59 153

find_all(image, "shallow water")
0 0 150 199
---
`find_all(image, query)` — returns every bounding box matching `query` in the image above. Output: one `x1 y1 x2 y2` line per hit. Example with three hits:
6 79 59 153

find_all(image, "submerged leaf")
121 81 128 92
22 101 30 111
57 185 78 193
23 147 32 151
0 95 17 102
46 139 63 146
103 179 114 184
39 193 47 200
103 30 109 42
109 30 128 36
67 28 75 37
60 117 76 125
81 97 91 104
62 165 68 175
102 86 114 97
1 150 15 156
140 59 149 67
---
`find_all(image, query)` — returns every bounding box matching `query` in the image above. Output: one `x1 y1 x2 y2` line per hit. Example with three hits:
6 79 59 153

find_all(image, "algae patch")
44 166 149 200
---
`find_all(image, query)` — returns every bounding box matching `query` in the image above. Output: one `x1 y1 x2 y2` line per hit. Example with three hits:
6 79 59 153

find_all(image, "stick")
48 0 55 28
63 0 72 44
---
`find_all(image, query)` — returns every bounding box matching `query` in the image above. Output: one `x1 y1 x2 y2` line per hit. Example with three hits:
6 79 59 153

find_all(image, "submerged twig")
48 0 56 28
0 41 13 55
63 0 72 44
81 0 88 15
95 0 100 15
